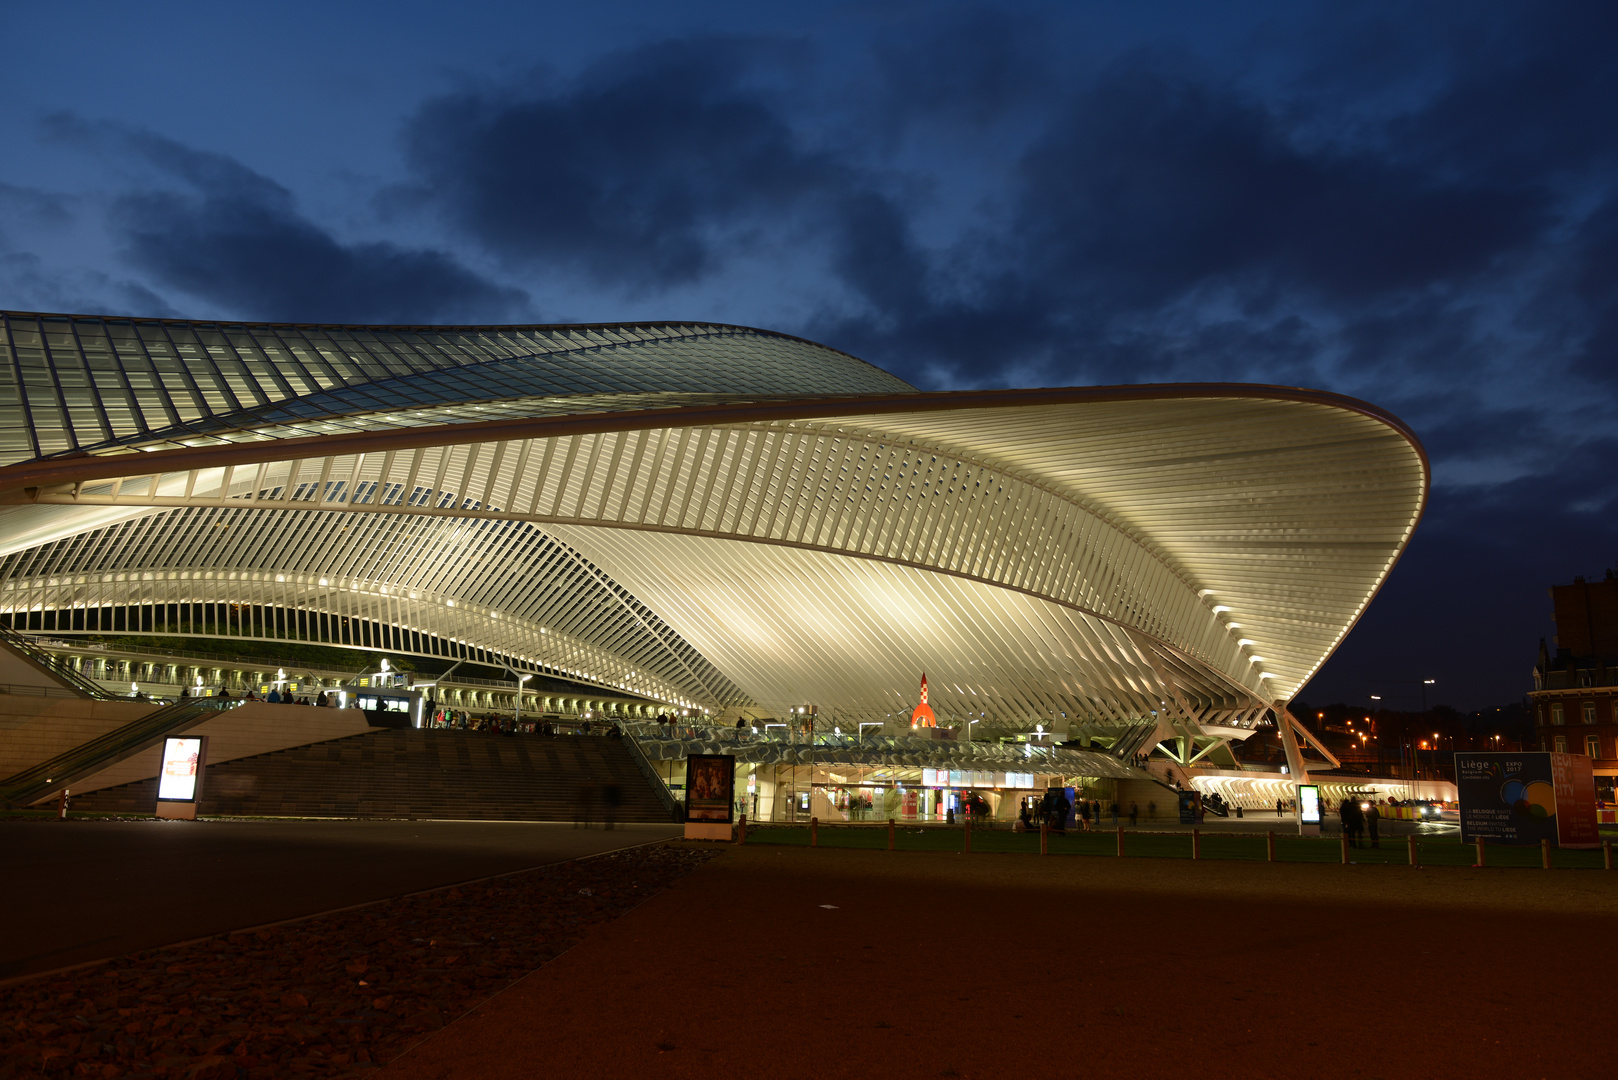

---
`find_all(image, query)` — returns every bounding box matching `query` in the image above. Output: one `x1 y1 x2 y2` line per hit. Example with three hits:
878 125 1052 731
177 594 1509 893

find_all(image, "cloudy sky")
3 0 1615 712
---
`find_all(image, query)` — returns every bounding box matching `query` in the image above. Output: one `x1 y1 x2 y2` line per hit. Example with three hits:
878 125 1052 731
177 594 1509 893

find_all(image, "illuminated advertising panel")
1298 785 1322 825
1457 752 1599 848
685 753 735 824
157 738 204 801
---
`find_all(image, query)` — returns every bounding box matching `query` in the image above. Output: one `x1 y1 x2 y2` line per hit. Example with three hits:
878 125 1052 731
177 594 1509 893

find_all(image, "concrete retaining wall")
65 703 383 797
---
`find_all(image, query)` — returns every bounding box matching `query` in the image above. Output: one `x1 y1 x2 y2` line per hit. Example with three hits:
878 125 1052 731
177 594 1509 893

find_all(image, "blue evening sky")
3 0 1615 712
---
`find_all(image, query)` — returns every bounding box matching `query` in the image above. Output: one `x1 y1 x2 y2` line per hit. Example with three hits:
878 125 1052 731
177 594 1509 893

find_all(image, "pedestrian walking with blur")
1128 801 1138 826
1339 796 1364 848
1365 802 1381 848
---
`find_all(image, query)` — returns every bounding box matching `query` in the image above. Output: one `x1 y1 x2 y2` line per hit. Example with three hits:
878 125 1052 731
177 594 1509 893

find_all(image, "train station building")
0 311 1428 821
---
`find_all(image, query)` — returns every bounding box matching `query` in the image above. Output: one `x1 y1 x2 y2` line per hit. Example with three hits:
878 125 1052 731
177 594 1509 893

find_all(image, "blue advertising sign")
1177 790 1201 824
1456 753 1557 845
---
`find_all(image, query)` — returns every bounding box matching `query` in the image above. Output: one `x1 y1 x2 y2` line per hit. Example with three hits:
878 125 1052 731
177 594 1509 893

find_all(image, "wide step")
68 729 673 822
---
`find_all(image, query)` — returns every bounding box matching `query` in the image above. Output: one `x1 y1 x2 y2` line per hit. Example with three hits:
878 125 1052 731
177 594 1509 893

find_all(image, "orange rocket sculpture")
909 672 937 728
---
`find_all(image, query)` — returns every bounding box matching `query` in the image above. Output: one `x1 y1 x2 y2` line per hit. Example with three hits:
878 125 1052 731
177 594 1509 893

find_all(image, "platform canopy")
0 312 1427 731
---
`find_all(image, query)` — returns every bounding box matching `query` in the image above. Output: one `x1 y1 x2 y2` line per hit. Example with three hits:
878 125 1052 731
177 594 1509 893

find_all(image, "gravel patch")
0 843 715 1078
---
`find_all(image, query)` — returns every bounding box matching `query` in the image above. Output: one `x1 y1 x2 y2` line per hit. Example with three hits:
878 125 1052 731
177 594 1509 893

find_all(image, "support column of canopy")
1131 631 1206 786
1273 702 1342 833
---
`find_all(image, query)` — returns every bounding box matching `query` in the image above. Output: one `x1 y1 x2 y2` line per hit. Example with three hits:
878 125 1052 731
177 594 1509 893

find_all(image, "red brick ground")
377 845 1618 1080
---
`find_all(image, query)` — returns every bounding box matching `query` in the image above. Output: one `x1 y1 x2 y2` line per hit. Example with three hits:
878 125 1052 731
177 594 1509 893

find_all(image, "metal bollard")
1408 835 1419 867
965 814 972 853
57 789 70 821
1340 833 1350 864
1542 838 1552 869
1605 839 1613 871
1117 825 1125 857
810 816 818 848
888 817 896 851
737 812 747 844
1192 828 1201 861
1266 831 1276 862
1475 836 1486 867
1039 820 1048 855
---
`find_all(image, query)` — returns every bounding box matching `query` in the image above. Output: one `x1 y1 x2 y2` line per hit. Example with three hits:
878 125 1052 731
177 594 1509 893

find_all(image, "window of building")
1551 703 1565 725
1554 735 1568 753
1586 734 1601 758
1584 702 1598 724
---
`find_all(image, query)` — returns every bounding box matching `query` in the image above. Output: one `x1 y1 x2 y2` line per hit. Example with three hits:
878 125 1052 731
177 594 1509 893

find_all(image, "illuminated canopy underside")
0 312 1428 730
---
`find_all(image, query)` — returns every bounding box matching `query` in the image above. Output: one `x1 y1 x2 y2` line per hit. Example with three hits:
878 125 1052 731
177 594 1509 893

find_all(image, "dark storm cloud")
821 50 1560 390
399 39 844 291
1018 66 1547 303
43 115 525 325
1564 194 1618 390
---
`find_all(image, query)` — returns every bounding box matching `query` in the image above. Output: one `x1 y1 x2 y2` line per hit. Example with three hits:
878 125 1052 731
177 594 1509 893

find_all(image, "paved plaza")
0 819 678 980
377 843 1618 1079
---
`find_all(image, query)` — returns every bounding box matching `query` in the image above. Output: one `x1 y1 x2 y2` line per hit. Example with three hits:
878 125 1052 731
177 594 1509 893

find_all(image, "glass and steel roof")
0 311 1428 730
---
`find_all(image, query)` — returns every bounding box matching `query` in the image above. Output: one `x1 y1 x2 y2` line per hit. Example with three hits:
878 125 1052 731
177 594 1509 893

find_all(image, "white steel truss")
0 313 1428 732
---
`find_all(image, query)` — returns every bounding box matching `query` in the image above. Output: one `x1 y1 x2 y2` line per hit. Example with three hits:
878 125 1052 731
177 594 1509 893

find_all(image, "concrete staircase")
68 729 675 822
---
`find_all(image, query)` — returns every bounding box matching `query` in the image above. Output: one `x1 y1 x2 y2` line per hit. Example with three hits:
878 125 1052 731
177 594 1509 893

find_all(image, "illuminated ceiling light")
318 578 328 586
1212 606 1232 613
1237 639 1255 647
275 574 285 582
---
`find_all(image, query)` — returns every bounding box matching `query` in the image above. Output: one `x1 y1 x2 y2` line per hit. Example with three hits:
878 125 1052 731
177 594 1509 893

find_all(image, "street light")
501 664 532 726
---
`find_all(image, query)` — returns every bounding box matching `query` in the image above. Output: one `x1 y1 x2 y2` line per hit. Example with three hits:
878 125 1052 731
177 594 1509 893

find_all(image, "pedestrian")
1109 800 1119 825
267 687 281 703
1365 801 1381 848
1128 801 1138 826
574 783 597 829
602 783 623 831
1078 799 1091 831
1147 800 1157 821
1276 798 1284 817
1339 796 1364 848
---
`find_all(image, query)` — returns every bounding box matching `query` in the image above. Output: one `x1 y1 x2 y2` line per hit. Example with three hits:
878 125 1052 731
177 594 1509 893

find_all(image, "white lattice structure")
0 312 1428 749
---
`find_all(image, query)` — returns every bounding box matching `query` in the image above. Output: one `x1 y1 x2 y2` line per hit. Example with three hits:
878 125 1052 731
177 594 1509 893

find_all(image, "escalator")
0 623 123 700
0 697 240 809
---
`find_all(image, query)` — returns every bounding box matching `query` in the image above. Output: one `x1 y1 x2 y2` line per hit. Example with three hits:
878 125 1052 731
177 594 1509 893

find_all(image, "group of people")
1337 797 1382 847
1015 793 1160 832
182 686 327 706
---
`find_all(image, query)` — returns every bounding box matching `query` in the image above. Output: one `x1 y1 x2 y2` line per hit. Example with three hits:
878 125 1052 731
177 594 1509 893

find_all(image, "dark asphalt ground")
0 818 679 980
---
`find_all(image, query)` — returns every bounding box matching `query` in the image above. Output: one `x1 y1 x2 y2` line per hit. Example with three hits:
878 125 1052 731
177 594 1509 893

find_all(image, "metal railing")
618 721 1139 777
619 729 684 822
19 635 653 711
0 681 88 700
0 698 241 809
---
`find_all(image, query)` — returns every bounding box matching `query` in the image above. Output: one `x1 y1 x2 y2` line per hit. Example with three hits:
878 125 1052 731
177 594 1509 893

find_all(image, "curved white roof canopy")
0 313 1428 727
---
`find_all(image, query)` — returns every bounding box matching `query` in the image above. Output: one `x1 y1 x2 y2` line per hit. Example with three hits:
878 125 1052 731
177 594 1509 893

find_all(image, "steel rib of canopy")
0 312 1428 728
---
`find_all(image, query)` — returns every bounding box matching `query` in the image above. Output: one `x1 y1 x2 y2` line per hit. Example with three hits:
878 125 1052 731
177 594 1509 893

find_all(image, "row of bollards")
795 817 1617 869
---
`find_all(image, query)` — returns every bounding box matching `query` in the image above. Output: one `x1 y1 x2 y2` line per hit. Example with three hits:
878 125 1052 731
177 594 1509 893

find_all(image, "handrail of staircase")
0 622 124 700
0 697 242 809
619 728 684 823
